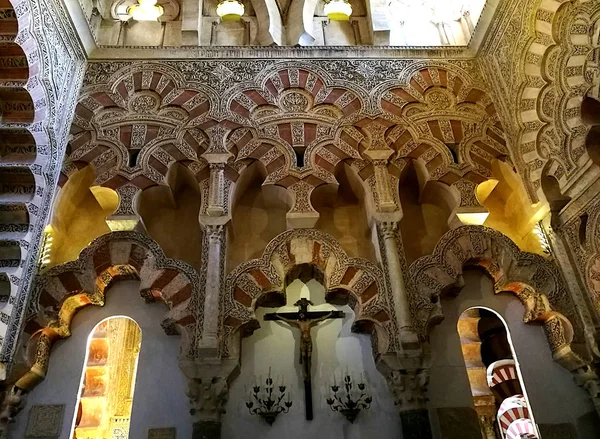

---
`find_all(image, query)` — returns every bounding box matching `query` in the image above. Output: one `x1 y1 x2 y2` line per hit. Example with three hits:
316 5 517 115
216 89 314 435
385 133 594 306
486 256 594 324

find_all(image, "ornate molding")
220 228 396 358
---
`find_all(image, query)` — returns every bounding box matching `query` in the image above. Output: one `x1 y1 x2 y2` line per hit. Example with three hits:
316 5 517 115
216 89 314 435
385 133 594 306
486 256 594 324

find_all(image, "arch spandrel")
221 228 396 359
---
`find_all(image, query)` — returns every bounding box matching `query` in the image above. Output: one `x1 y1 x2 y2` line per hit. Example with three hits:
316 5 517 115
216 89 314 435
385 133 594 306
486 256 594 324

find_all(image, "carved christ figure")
264 297 344 420
269 305 334 380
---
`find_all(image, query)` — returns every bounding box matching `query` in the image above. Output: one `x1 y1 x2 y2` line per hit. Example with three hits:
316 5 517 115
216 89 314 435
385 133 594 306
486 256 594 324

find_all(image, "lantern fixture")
127 0 164 21
324 0 352 21
216 0 245 21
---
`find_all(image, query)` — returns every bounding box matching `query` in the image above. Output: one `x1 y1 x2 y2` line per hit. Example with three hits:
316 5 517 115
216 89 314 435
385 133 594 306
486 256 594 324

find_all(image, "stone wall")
8 280 191 438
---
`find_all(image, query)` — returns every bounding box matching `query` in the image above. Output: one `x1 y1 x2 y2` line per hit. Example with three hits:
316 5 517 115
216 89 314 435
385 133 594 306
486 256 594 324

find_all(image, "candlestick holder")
327 373 372 423
246 374 292 426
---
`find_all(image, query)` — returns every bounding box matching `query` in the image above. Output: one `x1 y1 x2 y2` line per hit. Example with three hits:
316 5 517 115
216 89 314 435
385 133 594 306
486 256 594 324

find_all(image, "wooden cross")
264 298 344 420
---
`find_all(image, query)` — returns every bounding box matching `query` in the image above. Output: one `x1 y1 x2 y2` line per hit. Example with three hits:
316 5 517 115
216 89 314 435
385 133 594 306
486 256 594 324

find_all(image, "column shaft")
380 221 413 331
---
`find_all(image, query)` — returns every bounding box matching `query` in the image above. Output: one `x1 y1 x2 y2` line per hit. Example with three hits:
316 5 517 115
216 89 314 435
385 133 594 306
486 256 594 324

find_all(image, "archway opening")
457 307 538 439
70 316 142 439
136 162 203 272
223 275 398 437
398 160 457 264
46 165 118 268
311 162 375 262
228 161 288 271
476 160 548 255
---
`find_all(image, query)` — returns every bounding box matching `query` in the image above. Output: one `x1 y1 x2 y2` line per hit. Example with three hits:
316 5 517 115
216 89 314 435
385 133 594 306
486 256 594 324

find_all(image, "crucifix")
264 297 344 420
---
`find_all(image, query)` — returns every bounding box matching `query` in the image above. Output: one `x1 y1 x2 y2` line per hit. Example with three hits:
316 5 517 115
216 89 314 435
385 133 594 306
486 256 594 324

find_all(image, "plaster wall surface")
228 170 288 270
428 269 600 438
10 280 191 438
222 279 401 439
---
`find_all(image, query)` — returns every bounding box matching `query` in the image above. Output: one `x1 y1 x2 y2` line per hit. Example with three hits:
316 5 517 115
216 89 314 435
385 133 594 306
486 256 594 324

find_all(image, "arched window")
387 0 487 46
457 307 539 439
70 316 142 439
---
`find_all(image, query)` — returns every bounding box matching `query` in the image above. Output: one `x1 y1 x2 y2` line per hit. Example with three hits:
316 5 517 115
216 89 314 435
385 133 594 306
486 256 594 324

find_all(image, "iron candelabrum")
246 370 292 426
327 373 372 423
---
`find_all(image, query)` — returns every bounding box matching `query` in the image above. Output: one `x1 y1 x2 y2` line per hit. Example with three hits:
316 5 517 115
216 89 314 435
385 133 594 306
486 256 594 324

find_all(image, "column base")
400 409 432 439
192 420 221 439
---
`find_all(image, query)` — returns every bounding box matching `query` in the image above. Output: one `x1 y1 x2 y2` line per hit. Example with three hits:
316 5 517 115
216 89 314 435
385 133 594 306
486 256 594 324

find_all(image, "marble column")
379 221 414 336
377 220 433 438
198 224 226 356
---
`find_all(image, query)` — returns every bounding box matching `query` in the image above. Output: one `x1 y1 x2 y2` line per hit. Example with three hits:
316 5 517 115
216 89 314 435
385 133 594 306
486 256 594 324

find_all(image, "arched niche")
46 164 118 268
136 162 203 273
201 0 258 45
312 0 369 45
582 97 600 167
8 279 191 438
222 277 400 438
398 159 459 265
311 161 375 262
427 269 598 438
476 160 548 255
69 316 142 439
221 228 395 367
228 161 289 271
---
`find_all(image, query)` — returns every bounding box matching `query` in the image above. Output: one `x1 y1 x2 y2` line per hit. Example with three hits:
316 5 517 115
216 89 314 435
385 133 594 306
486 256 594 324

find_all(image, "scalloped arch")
221 228 397 358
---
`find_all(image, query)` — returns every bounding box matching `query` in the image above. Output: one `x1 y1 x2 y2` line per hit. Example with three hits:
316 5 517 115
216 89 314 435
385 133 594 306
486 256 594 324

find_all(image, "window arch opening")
457 307 539 439
70 316 142 439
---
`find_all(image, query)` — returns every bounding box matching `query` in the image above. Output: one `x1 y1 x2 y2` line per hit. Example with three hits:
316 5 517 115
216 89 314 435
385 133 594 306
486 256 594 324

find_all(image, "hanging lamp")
324 0 352 21
216 0 245 21
127 0 164 21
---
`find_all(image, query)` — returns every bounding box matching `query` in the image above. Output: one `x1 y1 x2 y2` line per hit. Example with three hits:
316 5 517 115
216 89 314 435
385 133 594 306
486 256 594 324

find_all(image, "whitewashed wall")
10 280 191 438
223 279 401 439
428 269 600 438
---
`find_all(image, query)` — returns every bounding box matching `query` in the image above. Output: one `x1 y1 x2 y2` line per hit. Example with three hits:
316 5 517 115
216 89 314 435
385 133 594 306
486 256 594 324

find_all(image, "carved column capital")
209 163 225 171
379 220 398 240
105 184 142 231
371 158 388 167
205 224 225 243
0 386 26 432
188 376 228 438
386 367 430 411
573 364 600 413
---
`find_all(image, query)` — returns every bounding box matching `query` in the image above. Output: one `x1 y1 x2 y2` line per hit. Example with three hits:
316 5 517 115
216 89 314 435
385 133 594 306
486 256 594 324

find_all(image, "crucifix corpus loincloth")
264 297 344 420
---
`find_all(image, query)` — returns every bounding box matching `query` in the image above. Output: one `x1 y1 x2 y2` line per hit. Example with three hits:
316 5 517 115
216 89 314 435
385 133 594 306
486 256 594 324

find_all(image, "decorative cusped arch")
408 225 591 373
18 231 203 392
220 228 396 358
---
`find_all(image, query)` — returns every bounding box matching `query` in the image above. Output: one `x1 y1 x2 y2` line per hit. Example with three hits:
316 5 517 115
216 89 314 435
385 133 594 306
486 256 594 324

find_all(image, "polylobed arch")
220 228 396 359
65 63 216 194
20 230 202 395
515 1 600 202
408 225 593 375
380 66 508 184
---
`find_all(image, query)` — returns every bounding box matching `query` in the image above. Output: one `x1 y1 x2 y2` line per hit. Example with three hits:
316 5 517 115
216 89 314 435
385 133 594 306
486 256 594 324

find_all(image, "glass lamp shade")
127 0 164 21
324 0 352 21
216 0 245 21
